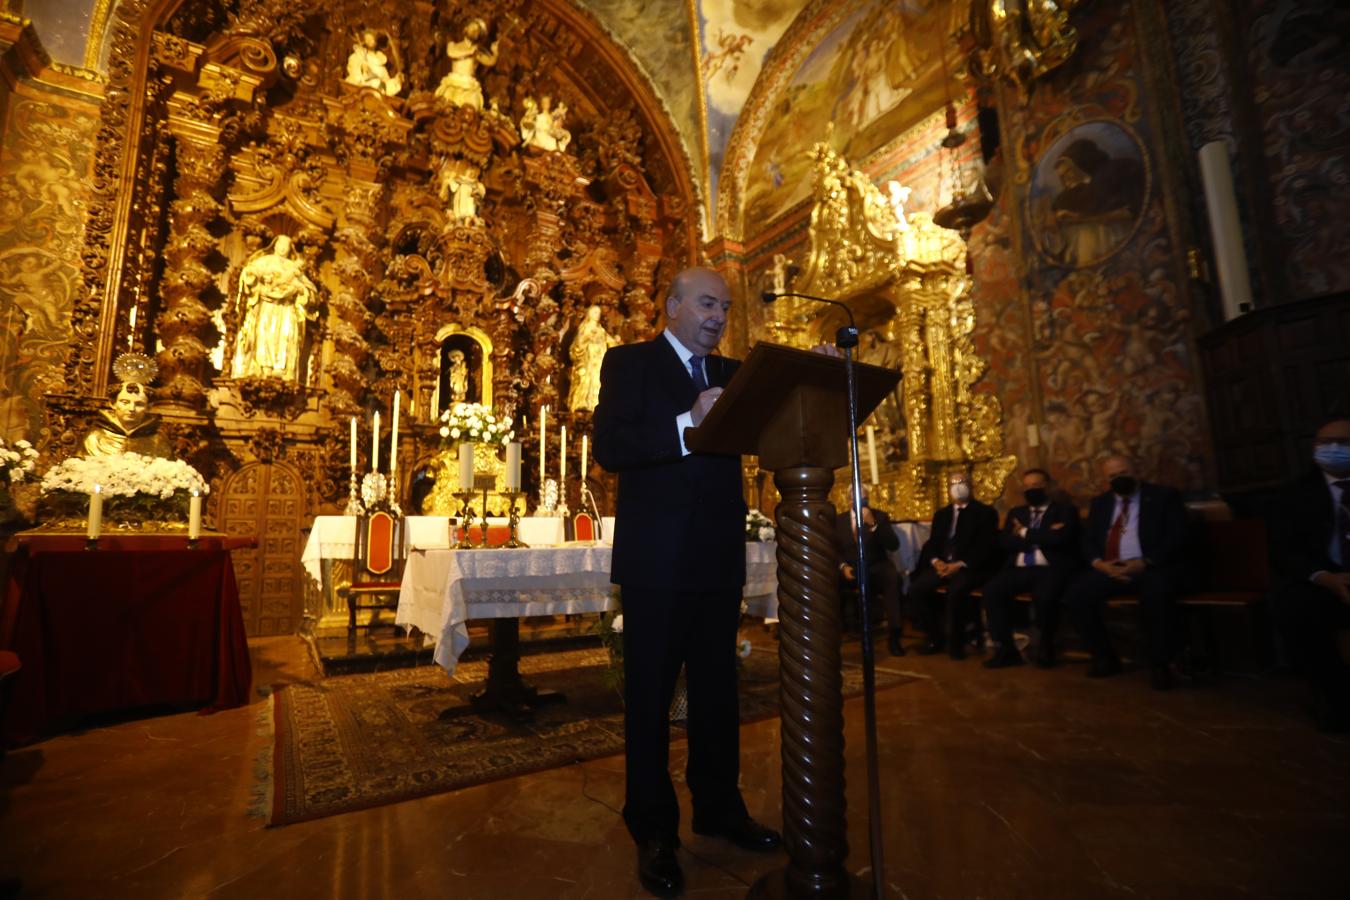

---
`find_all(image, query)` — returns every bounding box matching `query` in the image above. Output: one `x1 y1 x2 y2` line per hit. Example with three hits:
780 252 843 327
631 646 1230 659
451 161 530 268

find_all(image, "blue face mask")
1313 443 1350 476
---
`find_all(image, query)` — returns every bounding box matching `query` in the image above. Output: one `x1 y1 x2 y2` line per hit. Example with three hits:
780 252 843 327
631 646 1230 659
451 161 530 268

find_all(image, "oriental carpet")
263 644 917 826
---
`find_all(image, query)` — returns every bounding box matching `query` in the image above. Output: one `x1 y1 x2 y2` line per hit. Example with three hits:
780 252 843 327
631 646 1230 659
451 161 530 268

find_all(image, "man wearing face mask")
833 492 903 654
1270 417 1350 731
1063 455 1189 689
981 468 1082 669
909 471 1000 658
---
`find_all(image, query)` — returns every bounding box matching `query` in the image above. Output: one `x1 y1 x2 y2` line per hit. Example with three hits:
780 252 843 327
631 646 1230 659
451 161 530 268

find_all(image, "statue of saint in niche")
520 96 572 153
447 349 470 403
437 157 485 220
345 30 403 97
435 334 482 413
83 381 173 459
435 18 498 109
567 305 617 412
230 235 319 383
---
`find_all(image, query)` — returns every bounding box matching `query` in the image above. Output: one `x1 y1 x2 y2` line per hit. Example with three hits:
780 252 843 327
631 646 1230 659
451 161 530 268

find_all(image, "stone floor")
1 631 1346 899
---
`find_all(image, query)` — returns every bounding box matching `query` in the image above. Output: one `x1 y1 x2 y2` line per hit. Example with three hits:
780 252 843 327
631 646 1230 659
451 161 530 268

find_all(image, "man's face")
666 270 730 356
113 386 148 429
1021 471 1048 493
1102 457 1134 486
1314 420 1350 448
948 472 970 493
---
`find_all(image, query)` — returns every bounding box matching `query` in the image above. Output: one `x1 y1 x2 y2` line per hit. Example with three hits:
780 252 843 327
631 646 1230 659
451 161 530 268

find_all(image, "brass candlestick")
453 490 479 549
501 490 528 548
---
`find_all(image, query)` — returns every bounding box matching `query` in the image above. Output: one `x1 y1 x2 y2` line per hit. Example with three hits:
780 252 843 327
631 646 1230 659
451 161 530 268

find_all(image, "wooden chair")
341 511 406 633
573 511 596 542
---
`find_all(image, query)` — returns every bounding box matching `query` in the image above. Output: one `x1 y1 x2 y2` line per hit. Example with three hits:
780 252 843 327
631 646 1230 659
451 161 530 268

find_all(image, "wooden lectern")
687 341 901 899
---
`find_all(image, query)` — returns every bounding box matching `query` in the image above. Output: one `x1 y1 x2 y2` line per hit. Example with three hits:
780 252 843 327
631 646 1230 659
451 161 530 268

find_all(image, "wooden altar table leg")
438 618 567 720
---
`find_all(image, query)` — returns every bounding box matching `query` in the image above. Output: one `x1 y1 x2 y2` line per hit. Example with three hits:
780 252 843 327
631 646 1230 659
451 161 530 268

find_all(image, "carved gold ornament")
968 0 1083 103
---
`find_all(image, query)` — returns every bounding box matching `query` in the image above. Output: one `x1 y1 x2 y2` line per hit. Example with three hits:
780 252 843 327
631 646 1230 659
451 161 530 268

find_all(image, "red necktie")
1104 497 1130 561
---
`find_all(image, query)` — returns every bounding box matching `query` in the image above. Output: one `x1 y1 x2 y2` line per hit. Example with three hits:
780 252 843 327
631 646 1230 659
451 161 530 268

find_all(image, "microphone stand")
765 290 886 899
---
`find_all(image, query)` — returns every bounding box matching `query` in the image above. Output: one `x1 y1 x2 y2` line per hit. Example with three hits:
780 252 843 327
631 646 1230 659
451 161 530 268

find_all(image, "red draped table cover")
0 533 255 747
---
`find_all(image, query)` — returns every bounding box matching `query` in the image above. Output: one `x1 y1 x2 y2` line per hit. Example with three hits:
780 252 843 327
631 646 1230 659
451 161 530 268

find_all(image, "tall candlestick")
188 490 202 540
866 425 879 485
349 417 357 471
390 391 401 477
1198 140 1253 321
87 485 103 540
560 424 567 485
458 443 474 490
506 442 522 491
539 405 547 486
372 410 381 471
580 434 588 480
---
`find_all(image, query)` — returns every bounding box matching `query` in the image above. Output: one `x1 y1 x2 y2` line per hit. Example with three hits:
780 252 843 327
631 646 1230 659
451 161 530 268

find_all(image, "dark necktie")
944 506 961 561
690 355 708 392
1023 508 1044 566
1335 480 1350 566
1104 497 1130 561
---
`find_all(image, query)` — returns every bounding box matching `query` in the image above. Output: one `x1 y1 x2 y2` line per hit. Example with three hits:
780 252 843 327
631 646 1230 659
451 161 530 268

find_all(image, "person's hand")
860 506 876 529
1015 522 1028 538
810 343 842 357
1115 559 1146 579
690 387 723 425
1093 559 1138 583
1312 571 1350 604
840 563 856 582
932 560 950 578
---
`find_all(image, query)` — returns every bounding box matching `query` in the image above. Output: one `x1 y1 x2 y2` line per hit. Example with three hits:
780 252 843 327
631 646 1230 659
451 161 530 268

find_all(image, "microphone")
760 290 858 341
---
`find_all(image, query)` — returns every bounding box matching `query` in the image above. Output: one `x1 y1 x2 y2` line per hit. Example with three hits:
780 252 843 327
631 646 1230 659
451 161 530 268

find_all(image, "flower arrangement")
0 438 39 485
39 452 208 525
746 508 775 542
437 402 514 446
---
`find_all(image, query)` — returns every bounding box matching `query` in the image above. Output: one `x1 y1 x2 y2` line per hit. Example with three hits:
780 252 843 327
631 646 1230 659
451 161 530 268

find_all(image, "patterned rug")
265 645 917 826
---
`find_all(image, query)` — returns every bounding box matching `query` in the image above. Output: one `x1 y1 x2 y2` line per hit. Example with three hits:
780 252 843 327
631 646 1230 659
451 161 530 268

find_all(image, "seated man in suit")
833 493 904 655
1064 454 1189 689
1271 417 1350 732
982 467 1082 669
909 470 1000 659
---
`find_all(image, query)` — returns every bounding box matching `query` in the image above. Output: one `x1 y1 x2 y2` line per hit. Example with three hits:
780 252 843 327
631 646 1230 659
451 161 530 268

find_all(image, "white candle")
349 417 357 471
372 410 381 472
458 442 474 490
390 391 400 478
580 434 588 480
87 485 103 540
189 490 202 540
506 442 522 491
539 405 547 486
866 425 879 485
1198 140 1253 321
560 424 567 485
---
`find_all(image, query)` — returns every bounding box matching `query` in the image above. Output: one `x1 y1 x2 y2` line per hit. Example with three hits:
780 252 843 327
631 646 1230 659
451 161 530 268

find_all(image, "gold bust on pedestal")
83 355 173 458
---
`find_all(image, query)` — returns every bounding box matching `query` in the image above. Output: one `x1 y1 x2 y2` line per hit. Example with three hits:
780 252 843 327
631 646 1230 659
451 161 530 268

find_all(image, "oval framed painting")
1026 119 1150 269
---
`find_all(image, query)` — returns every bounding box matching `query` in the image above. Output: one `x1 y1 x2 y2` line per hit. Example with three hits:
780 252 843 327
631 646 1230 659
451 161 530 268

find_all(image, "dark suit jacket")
1081 482 1188 566
833 507 900 571
1271 469 1342 582
997 501 1082 571
592 337 746 590
914 499 1000 576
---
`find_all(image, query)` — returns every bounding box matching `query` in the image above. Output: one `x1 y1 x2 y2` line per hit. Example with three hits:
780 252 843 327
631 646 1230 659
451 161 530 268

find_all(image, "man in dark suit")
1064 454 1189 689
1271 417 1350 731
909 470 1000 659
982 467 1082 669
593 267 780 898
833 493 904 655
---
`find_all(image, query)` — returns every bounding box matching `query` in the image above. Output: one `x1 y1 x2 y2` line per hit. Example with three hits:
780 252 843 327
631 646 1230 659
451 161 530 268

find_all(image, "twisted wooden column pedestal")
750 466 869 899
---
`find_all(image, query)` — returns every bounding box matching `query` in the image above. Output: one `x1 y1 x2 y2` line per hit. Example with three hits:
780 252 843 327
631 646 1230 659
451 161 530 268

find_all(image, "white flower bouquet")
437 402 514 447
0 438 39 485
746 508 775 542
39 452 208 526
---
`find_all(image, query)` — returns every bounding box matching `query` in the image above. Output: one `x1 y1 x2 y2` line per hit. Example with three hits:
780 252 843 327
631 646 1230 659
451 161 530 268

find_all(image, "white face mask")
949 482 971 502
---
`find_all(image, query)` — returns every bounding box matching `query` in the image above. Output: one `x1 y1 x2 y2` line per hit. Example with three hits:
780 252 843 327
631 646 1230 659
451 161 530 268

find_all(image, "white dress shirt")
1110 491 1143 562
664 329 700 457
1325 471 1345 569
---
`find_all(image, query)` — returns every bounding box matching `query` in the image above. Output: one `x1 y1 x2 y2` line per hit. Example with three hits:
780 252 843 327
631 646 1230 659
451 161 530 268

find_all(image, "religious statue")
83 356 173 458
447 349 470 403
769 253 789 294
567 305 618 412
345 30 402 96
434 18 498 109
230 235 320 382
437 157 485 220
520 96 572 153
887 181 912 232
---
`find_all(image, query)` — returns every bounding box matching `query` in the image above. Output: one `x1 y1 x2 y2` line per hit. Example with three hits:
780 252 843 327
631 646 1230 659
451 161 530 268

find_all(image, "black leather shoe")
1151 665 1175 691
982 646 1024 669
916 640 945 656
887 630 905 657
1086 655 1122 678
692 816 782 853
636 839 683 897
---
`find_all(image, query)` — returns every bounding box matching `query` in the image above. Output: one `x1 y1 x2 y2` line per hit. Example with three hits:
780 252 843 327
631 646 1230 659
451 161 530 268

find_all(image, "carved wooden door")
221 462 306 636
